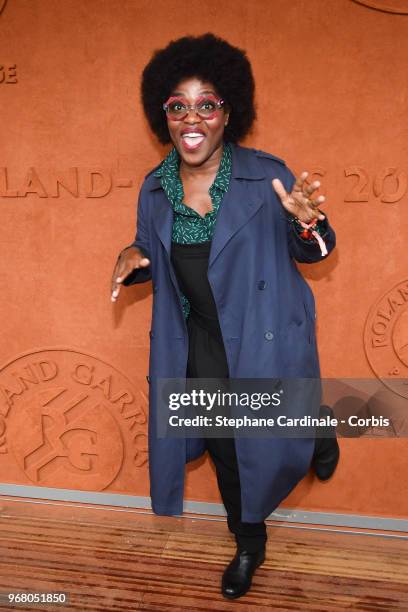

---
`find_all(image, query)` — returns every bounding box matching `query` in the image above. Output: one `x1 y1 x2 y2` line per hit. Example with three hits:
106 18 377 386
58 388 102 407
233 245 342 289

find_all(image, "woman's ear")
224 109 230 126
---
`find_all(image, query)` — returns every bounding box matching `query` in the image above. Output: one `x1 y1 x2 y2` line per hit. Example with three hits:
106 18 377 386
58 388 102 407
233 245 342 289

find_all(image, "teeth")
182 133 204 138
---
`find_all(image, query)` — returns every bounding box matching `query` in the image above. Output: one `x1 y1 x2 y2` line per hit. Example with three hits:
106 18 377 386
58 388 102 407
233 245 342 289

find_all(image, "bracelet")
292 216 328 257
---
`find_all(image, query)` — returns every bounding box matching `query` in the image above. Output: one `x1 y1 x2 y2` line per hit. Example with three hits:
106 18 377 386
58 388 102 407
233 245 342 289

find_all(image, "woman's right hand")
111 247 151 302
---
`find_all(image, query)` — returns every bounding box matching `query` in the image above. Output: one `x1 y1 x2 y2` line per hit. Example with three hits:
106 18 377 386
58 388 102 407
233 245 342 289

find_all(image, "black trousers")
186 313 267 553
205 437 267 552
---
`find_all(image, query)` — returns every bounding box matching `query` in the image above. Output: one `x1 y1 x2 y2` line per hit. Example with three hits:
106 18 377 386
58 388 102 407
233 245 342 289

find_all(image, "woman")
111 33 339 600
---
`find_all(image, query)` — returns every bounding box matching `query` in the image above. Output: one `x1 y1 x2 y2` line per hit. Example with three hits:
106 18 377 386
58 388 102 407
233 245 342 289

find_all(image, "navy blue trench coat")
123 142 336 522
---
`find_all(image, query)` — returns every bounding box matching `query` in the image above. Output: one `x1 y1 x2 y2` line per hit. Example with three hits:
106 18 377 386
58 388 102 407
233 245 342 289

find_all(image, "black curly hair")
141 33 256 144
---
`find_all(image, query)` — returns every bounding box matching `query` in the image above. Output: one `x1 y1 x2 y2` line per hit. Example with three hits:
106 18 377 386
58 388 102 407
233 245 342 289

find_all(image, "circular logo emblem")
0 348 148 489
364 280 408 399
352 0 408 14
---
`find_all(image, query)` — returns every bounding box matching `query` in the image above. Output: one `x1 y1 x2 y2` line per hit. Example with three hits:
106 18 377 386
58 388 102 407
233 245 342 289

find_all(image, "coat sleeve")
282 166 336 264
122 186 152 286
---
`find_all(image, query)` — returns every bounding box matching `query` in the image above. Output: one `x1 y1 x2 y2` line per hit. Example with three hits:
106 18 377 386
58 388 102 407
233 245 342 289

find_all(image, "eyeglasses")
163 95 225 121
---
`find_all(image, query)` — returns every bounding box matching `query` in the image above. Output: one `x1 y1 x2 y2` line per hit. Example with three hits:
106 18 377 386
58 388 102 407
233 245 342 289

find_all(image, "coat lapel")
208 143 266 268
151 187 173 258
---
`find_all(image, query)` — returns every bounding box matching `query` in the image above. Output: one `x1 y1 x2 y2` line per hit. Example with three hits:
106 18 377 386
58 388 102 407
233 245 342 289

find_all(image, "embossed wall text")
0 168 134 197
0 64 17 84
1 165 407 201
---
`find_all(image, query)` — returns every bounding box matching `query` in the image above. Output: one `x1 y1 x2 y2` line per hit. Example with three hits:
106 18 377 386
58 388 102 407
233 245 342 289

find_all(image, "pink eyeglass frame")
162 94 226 121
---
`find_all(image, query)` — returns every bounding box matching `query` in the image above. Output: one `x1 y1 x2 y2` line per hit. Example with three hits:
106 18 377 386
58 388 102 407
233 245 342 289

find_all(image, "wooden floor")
0 498 407 611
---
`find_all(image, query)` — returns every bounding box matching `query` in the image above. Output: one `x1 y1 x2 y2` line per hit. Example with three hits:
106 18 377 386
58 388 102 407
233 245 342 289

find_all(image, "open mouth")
181 132 206 150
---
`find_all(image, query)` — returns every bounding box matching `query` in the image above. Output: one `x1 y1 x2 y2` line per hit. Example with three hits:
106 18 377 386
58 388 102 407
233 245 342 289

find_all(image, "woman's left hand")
272 172 326 223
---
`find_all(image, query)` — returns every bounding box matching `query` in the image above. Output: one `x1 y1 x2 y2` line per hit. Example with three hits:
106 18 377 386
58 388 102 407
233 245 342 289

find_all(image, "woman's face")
165 77 229 167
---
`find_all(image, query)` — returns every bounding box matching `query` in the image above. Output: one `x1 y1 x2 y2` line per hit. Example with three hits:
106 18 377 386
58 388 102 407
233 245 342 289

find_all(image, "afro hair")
140 33 256 144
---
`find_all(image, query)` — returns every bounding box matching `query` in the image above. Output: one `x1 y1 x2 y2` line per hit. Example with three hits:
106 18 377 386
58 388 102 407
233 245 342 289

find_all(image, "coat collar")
230 142 266 180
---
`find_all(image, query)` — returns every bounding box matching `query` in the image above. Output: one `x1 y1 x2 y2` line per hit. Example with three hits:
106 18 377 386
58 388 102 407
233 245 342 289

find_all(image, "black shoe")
312 405 340 481
221 547 265 599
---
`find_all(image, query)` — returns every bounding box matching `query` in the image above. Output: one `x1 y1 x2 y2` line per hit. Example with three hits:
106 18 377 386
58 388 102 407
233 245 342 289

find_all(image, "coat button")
264 330 274 340
258 280 266 290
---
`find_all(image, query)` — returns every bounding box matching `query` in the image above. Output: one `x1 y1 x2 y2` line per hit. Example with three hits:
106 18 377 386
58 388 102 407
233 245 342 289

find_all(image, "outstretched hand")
272 172 326 224
111 246 150 302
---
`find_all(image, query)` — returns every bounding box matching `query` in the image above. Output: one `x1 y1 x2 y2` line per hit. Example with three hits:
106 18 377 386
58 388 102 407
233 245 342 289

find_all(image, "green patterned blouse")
154 141 232 319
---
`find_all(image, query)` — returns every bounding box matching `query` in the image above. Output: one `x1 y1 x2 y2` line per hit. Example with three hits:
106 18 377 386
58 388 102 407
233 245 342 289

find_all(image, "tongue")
184 136 204 146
